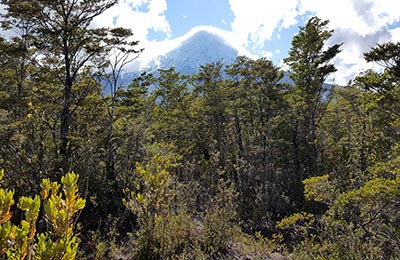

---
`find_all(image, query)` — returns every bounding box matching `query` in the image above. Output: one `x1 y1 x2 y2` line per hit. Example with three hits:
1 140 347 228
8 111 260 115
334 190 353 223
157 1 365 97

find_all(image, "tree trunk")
60 51 73 166
60 86 71 157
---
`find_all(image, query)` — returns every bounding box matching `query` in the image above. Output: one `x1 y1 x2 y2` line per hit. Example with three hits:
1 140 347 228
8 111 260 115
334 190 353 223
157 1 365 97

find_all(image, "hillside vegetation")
0 1 399 259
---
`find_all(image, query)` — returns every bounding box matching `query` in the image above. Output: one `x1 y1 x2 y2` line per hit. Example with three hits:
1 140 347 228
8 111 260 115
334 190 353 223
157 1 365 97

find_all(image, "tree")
1 0 36 112
1 0 119 169
225 56 292 227
289 158 400 259
192 62 229 169
364 41 400 77
284 17 342 183
282 40 400 258
98 27 142 182
363 42 400 142
151 67 195 154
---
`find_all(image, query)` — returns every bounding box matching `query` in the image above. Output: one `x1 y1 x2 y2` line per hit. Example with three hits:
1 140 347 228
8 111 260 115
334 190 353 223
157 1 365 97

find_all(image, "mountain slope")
151 30 238 75
105 29 240 91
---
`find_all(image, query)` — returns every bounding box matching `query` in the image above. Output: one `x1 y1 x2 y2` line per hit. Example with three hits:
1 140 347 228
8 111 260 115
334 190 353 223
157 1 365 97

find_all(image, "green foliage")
364 41 400 76
201 180 239 255
276 212 316 246
291 163 400 258
0 171 85 260
288 33 400 257
285 16 342 183
125 154 174 259
303 175 336 205
124 154 260 259
0 170 14 225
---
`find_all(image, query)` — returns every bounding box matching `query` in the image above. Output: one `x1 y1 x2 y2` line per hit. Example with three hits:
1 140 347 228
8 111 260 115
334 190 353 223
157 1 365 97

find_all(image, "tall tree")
98 28 142 182
192 62 229 169
363 42 400 124
2 0 119 170
284 17 342 180
1 0 36 105
364 41 400 78
226 57 292 226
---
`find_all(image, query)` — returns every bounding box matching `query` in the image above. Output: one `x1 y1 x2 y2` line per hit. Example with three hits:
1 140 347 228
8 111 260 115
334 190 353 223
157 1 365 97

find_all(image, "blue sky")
162 0 234 36
93 0 400 84
157 0 301 65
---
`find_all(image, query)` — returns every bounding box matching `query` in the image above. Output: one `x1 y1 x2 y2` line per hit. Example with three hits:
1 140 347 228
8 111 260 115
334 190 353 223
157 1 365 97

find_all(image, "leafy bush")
0 169 85 259
290 170 400 259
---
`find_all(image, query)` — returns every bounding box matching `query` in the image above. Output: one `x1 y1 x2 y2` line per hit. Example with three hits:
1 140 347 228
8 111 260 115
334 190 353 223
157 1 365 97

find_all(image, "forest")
0 1 399 259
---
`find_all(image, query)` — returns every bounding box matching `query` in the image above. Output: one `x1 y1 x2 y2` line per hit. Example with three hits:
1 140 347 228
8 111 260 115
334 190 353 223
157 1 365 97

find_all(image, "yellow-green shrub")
291 170 400 259
0 169 85 259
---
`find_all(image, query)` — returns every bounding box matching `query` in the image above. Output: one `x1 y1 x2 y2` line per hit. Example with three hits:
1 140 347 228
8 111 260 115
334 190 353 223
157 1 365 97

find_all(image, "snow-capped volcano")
145 29 239 75
108 28 244 89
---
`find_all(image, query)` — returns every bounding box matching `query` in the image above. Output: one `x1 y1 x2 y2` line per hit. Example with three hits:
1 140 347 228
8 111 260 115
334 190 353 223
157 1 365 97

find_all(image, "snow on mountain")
107 27 244 90
145 29 238 75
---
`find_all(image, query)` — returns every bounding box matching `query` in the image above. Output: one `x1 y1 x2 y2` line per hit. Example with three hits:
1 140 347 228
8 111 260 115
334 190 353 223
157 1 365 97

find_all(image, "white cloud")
93 0 171 50
92 0 171 71
227 0 400 84
391 27 400 42
261 50 273 58
328 26 392 84
0 5 9 38
228 0 299 49
0 4 21 38
299 0 400 84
